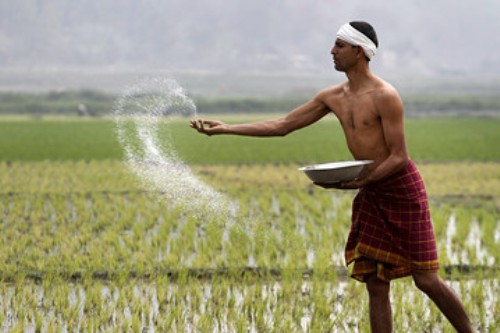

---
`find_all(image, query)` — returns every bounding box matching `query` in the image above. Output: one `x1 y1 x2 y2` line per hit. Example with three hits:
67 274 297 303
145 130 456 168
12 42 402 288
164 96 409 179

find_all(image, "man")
190 21 473 332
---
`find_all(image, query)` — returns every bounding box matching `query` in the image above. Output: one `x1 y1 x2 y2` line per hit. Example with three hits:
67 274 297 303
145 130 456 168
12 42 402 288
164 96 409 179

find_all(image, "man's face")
330 38 360 72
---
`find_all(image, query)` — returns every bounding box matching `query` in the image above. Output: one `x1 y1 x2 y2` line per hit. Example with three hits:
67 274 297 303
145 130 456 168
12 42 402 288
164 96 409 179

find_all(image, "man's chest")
333 96 380 131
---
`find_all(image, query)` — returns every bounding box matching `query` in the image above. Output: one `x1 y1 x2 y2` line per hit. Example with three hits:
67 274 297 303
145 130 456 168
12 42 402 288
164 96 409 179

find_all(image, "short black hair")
349 21 378 47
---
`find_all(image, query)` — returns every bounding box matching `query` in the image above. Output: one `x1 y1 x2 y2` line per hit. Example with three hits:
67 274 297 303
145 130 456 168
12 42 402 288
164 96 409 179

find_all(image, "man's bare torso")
320 78 401 172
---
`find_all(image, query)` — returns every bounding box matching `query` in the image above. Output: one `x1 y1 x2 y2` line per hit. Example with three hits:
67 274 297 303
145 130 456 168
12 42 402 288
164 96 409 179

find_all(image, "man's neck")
345 64 374 93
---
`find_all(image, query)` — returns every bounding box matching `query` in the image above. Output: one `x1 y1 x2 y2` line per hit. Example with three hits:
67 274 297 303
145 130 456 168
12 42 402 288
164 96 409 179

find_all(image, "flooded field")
1 161 498 332
1 277 497 332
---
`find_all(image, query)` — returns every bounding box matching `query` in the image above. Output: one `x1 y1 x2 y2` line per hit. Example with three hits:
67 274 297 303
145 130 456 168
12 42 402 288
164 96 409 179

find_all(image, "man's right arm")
190 93 331 137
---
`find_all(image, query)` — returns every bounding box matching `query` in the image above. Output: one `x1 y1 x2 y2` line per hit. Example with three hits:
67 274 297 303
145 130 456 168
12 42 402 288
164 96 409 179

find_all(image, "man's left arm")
364 89 409 182
337 88 409 189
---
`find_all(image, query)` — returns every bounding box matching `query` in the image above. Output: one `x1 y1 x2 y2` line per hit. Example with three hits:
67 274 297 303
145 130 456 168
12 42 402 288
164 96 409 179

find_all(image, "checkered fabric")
345 160 439 282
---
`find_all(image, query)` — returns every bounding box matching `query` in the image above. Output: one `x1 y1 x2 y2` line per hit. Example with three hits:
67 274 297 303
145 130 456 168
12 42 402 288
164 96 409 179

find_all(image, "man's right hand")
190 119 226 136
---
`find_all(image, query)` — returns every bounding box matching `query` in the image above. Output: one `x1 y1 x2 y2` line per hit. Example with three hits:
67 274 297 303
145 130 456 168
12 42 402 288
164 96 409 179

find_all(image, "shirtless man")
190 21 473 332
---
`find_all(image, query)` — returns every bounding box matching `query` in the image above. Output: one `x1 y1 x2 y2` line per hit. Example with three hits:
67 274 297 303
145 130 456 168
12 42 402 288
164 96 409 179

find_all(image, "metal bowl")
298 160 373 184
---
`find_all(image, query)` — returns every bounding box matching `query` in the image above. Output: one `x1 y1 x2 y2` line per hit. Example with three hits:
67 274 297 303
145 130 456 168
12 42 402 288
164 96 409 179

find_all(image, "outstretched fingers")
190 119 222 135
190 119 206 132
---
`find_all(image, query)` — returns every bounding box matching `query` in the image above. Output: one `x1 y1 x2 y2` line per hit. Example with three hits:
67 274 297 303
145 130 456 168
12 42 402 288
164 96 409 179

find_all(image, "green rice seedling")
308 280 335 332
270 299 289 333
490 281 500 330
130 307 142 332
255 299 268 332
234 309 248 333
163 297 179 330
197 311 213 332
119 316 132 332
226 226 252 268
475 208 498 266
0 310 6 331
83 282 102 315
34 310 44 332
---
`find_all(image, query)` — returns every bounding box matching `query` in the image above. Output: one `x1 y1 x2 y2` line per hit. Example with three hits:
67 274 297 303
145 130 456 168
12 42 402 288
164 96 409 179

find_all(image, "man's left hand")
314 178 366 190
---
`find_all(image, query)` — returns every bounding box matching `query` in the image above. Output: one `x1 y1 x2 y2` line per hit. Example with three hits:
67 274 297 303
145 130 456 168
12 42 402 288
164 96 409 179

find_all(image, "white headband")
336 23 377 60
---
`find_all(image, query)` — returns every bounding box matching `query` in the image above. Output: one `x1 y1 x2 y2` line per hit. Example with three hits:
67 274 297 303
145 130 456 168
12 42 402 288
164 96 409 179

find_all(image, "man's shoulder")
375 77 399 94
371 79 402 104
315 83 345 100
369 80 404 116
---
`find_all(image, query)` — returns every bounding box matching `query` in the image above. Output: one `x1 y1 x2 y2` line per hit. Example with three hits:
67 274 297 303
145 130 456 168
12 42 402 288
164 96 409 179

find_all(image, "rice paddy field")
1 116 499 332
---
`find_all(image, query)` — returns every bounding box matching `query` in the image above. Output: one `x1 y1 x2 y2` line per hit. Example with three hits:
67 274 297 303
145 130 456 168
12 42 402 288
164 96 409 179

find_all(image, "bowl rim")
298 160 373 171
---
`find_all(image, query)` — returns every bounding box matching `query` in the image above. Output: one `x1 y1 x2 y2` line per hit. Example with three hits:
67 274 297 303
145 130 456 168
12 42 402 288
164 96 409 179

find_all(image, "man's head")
332 21 378 71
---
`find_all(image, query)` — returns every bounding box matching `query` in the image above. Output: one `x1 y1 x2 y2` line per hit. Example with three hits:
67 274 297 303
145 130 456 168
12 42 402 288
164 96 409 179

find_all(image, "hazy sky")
2 0 500 81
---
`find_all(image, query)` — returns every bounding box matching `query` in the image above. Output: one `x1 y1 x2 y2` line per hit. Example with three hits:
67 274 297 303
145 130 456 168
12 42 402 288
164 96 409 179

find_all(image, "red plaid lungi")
345 160 439 282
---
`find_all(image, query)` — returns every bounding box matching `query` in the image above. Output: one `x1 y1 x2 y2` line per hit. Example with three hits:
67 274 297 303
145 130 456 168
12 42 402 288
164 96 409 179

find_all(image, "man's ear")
354 46 364 59
354 46 370 62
